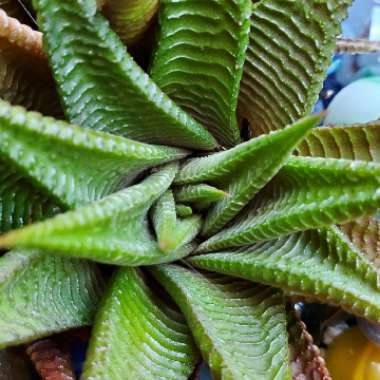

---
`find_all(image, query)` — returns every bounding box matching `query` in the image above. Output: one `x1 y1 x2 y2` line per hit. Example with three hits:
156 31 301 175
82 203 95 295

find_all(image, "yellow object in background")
327 326 380 380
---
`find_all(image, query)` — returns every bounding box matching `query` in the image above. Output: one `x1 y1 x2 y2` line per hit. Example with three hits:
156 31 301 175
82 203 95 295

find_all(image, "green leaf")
101 0 159 45
0 164 193 266
0 249 104 348
175 116 318 237
33 0 217 150
175 204 193 218
191 226 380 322
151 265 291 380
82 267 199 380
239 0 351 136
0 161 58 232
153 191 202 252
0 10 61 116
341 217 380 267
150 0 251 147
0 100 187 208
297 122 380 161
199 156 380 252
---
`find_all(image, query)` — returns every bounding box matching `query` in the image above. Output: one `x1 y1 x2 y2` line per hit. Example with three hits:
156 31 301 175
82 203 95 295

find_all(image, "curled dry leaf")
26 338 76 380
288 314 331 380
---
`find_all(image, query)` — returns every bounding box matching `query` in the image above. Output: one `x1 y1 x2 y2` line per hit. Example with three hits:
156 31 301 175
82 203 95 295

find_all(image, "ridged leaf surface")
82 268 199 380
0 10 61 116
0 164 193 266
341 217 380 267
0 100 187 208
191 227 380 322
102 0 159 45
0 161 58 232
199 156 380 251
175 116 318 237
239 0 351 136
0 249 103 348
152 265 291 380
33 0 217 149
151 0 251 147
297 122 380 162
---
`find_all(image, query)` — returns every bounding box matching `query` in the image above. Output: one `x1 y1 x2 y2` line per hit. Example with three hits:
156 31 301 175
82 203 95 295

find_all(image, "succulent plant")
0 0 379 379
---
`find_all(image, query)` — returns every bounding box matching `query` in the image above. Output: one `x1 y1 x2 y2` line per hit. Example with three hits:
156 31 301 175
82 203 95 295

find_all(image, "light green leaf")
101 0 159 45
175 116 318 237
82 267 199 380
199 156 380 252
0 164 193 266
0 100 187 208
151 265 291 380
151 0 251 147
239 0 351 136
191 226 380 322
33 0 217 150
297 122 380 161
175 204 193 218
153 191 202 252
0 10 61 116
0 249 104 348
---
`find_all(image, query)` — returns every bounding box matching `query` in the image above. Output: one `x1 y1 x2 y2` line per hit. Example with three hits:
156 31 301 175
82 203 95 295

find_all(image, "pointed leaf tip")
176 115 318 237
0 164 193 266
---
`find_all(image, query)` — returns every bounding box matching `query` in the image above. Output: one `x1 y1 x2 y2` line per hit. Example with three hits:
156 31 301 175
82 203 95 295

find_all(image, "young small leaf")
102 0 159 45
82 267 199 380
199 156 380 252
153 191 202 252
174 184 225 205
175 204 193 218
150 0 252 146
191 227 380 322
33 0 217 150
239 0 351 136
175 116 318 237
0 249 103 348
151 265 291 380
0 100 187 208
0 164 193 266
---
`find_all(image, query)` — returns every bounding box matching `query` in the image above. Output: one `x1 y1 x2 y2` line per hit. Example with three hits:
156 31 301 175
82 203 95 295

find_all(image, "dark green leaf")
82 267 199 380
191 226 380 322
199 156 380 252
151 0 251 146
152 265 291 380
0 100 187 208
0 164 193 266
175 116 318 237
239 0 351 136
0 249 104 348
33 0 217 149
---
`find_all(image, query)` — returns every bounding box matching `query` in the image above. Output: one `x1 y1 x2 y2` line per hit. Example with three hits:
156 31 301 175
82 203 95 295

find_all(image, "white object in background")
325 77 380 124
370 0 380 40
